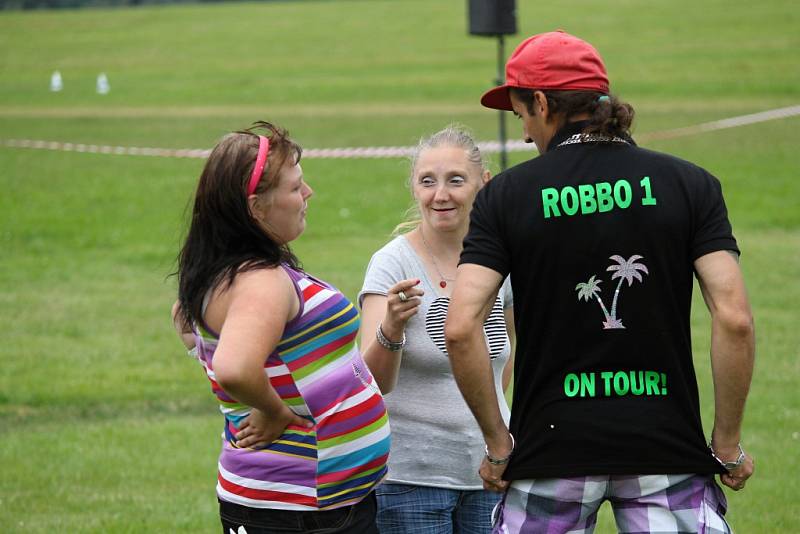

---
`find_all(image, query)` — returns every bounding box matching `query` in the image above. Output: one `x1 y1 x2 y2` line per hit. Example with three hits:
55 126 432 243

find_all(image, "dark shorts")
219 492 378 534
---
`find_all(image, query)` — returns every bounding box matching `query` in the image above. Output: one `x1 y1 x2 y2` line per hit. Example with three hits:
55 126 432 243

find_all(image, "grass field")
0 0 798 532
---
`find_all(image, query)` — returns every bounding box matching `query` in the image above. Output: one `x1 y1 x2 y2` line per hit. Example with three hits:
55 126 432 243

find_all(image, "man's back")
462 121 736 479
447 30 754 533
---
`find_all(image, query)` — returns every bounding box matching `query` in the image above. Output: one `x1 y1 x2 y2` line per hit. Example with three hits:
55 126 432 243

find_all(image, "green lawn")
0 0 798 532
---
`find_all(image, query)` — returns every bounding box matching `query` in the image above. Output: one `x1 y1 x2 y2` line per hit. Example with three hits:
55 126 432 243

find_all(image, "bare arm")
358 279 423 394
171 300 196 350
212 269 311 445
502 307 516 393
695 250 755 490
446 263 511 491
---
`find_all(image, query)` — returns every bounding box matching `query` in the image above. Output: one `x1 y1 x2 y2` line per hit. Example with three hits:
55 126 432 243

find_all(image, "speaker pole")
496 34 508 171
466 0 516 170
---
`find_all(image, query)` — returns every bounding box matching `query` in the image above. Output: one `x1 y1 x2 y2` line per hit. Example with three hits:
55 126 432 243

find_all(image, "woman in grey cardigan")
358 125 515 534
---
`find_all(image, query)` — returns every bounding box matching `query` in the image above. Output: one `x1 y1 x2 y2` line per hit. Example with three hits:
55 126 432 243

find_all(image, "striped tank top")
191 264 390 510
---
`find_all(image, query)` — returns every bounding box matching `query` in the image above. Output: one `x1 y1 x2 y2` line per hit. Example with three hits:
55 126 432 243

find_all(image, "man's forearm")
710 313 755 448
695 251 755 455
448 328 510 453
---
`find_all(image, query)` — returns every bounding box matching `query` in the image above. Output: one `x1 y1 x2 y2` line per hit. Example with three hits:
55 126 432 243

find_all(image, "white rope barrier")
2 105 799 160
636 105 800 142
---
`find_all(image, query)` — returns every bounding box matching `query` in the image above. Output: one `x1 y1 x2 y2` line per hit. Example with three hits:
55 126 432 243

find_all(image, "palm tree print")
575 275 613 325
576 255 649 330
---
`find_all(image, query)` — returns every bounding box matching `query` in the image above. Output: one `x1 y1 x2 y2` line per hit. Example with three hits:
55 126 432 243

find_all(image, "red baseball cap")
481 30 609 111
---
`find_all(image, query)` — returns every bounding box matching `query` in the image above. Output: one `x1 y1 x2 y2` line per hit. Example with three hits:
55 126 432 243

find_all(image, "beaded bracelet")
376 322 406 352
485 433 515 465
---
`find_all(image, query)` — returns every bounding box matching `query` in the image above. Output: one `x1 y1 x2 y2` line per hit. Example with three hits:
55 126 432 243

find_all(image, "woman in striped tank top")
173 121 390 533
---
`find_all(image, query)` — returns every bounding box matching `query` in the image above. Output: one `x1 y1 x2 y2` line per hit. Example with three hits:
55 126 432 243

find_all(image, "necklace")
420 228 457 289
556 132 630 148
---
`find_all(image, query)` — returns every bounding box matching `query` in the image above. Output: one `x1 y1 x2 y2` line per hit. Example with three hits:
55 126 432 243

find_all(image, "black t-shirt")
461 121 737 479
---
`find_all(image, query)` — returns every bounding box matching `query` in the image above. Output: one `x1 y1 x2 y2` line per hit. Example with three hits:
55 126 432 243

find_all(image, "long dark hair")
176 121 302 329
510 88 635 138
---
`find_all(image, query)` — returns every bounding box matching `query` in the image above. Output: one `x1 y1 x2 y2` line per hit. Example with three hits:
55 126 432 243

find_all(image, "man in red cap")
445 31 755 533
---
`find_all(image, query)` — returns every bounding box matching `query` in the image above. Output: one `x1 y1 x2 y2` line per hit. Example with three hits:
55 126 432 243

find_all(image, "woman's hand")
359 278 424 394
381 279 424 341
234 405 313 449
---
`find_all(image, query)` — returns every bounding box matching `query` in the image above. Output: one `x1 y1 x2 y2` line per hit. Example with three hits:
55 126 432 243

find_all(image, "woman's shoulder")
203 265 297 334
371 234 411 258
360 235 417 299
366 235 417 268
229 265 295 299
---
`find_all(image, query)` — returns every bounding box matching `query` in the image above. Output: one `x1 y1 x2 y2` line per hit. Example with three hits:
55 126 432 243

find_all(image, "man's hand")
720 455 754 491
480 457 510 493
480 432 514 492
713 440 755 491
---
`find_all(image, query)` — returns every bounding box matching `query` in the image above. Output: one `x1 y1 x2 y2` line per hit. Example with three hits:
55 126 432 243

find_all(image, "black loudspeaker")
468 0 517 36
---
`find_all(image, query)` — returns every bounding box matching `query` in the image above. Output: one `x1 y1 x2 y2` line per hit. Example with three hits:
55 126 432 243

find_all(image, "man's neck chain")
557 133 629 147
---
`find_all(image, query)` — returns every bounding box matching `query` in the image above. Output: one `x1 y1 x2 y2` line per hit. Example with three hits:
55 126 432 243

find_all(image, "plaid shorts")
492 474 731 534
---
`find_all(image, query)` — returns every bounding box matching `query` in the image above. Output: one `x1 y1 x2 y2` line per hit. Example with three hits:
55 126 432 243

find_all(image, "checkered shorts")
492 474 731 534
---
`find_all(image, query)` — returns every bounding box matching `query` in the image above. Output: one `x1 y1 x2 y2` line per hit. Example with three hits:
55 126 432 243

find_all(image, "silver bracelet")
376 322 405 351
709 442 746 471
485 433 515 465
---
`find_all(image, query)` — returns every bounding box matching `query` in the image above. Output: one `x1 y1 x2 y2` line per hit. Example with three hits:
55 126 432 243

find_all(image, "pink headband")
246 135 270 196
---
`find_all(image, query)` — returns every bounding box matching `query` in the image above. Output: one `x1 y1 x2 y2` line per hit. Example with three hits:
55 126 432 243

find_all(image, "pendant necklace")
420 229 456 289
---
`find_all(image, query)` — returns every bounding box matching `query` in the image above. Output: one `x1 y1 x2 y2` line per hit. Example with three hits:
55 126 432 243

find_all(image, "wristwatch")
709 442 746 471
